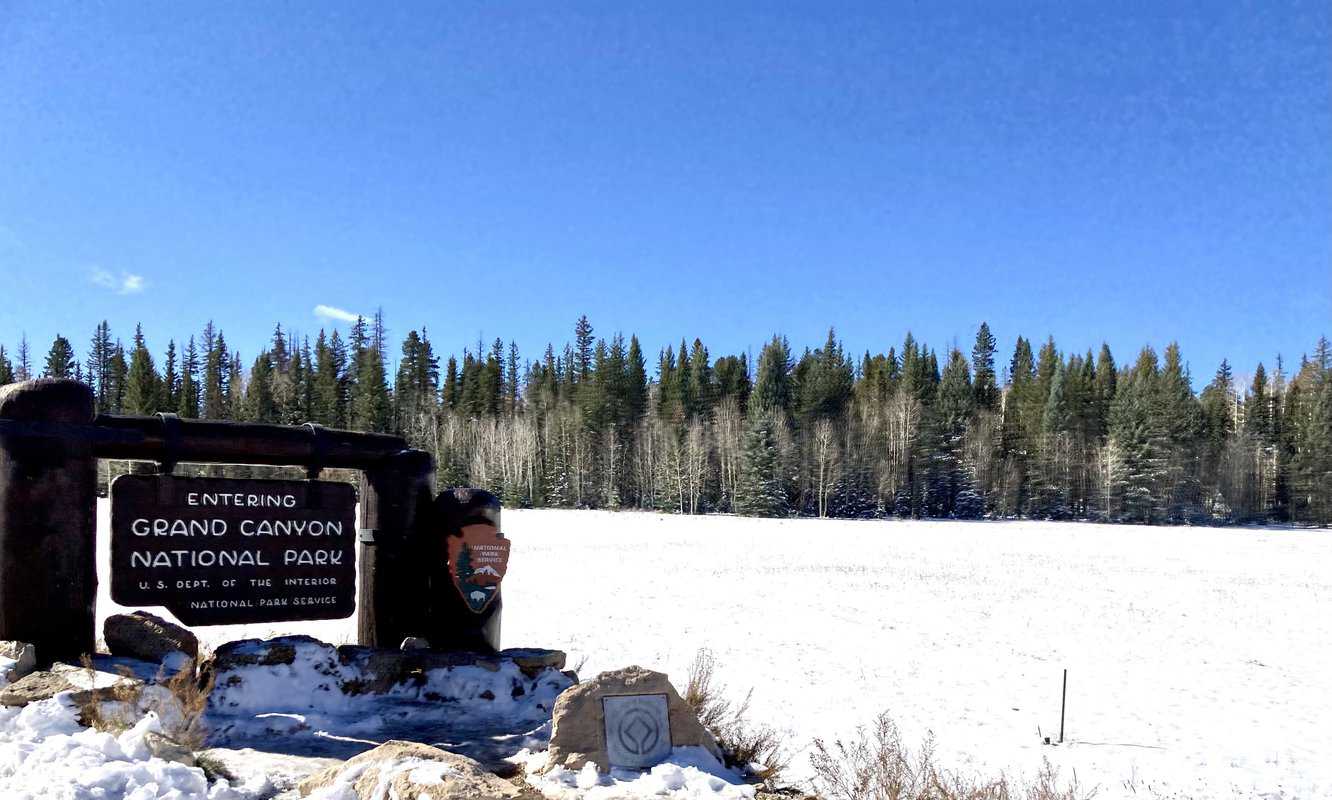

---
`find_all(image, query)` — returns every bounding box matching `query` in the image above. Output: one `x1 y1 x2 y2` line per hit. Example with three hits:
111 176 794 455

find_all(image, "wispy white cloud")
314 304 363 324
91 268 147 295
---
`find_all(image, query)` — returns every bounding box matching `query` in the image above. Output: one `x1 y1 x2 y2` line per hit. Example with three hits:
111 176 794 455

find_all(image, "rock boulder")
545 665 723 773
298 740 521 799
104 611 198 663
0 641 37 683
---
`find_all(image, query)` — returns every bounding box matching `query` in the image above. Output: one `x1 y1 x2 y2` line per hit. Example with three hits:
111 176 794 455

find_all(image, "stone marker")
298 740 521 799
0 640 37 683
104 611 199 663
545 665 724 773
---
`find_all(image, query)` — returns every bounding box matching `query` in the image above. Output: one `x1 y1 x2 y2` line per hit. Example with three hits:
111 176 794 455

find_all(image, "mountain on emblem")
447 523 511 614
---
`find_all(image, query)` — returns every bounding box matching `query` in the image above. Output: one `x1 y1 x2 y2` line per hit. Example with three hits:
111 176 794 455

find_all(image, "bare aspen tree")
813 418 839 518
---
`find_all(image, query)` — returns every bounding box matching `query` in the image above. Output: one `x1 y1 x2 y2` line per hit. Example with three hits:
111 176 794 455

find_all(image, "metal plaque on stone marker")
603 693 672 769
110 475 357 626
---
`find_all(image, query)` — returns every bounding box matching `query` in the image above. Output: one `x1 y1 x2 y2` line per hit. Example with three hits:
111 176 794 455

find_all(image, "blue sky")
1 1 1328 385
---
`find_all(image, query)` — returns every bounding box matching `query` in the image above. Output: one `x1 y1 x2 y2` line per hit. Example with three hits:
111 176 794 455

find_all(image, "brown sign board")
110 475 357 626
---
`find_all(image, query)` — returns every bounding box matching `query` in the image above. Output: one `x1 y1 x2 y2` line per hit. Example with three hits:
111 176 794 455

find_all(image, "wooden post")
1059 668 1067 744
357 449 435 647
0 380 98 665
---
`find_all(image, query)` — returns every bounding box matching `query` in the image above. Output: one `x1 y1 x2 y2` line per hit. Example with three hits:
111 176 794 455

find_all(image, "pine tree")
226 351 244 419
394 329 440 437
574 316 594 384
202 325 228 419
687 338 714 420
656 346 677 421
625 335 648 423
178 336 201 418
87 321 114 412
1109 347 1168 523
1033 360 1071 518
330 330 349 426
351 341 392 432
286 339 310 424
106 341 128 413
751 336 793 415
1157 343 1202 521
243 352 277 423
372 308 388 364
161 340 179 413
16 335 31 381
796 328 854 423
0 346 13 385
442 355 459 409
507 341 521 414
926 349 977 517
1245 363 1271 438
311 330 340 426
971 322 999 410
999 336 1036 514
299 336 315 422
1091 343 1117 440
734 409 788 517
271 324 290 373
123 325 162 414
43 334 77 378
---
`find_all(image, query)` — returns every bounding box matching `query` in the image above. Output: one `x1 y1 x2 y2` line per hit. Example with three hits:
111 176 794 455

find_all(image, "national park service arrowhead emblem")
448 523 511 613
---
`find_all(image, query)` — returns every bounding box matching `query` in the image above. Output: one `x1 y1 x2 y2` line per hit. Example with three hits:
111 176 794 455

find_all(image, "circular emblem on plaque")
616 708 662 755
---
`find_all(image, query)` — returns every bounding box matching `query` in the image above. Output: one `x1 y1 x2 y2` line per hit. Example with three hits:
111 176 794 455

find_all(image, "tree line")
2 315 1330 526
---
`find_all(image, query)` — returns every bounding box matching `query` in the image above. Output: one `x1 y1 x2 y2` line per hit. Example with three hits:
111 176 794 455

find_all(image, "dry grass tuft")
685 648 790 784
810 711 1094 800
154 658 215 750
77 655 143 733
76 655 215 751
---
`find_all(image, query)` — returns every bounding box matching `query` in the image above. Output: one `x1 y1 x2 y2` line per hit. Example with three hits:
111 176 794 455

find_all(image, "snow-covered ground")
93 502 1331 798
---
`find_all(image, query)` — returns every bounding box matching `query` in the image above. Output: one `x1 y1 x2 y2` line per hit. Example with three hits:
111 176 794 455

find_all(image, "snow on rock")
298 739 520 799
0 695 250 799
519 746 756 800
0 642 36 687
204 636 573 767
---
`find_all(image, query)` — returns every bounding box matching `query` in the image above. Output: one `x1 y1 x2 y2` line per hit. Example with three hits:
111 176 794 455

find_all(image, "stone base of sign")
203 635 567 699
298 740 524 799
104 611 199 663
0 640 37 683
544 665 724 774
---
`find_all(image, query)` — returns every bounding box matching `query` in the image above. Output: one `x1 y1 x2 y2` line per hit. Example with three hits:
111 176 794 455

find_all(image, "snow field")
94 501 1332 798
499 510 1331 799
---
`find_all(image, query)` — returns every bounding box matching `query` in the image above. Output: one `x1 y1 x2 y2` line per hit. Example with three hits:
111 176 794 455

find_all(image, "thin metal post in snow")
1059 669 1067 744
